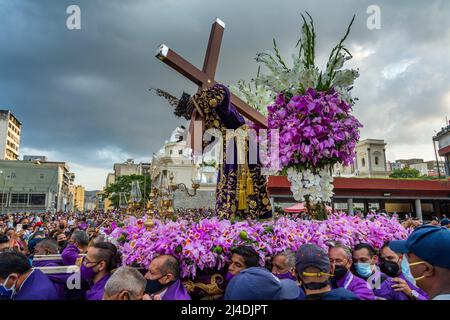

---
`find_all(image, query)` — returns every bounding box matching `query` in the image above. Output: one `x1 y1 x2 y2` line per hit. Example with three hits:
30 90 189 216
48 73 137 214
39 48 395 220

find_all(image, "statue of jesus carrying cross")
153 18 272 220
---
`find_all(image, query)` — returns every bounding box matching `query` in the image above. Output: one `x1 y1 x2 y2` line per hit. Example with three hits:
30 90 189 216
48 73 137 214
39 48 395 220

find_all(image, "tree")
389 167 422 179
103 175 152 209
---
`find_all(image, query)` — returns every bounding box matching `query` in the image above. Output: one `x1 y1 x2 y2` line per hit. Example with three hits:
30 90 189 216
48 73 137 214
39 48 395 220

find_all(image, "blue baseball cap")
389 225 450 269
295 243 330 274
224 267 282 300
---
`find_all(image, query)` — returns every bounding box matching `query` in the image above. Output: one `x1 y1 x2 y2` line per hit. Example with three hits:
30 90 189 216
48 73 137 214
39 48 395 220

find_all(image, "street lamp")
168 164 203 197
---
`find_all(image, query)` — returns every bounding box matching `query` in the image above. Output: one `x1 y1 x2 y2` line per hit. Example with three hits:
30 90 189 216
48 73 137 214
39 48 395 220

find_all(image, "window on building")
40 173 44 179
30 194 46 206
10 193 27 205
362 158 366 167
179 150 183 155
0 194 6 204
10 172 16 178
170 150 173 155
375 157 379 165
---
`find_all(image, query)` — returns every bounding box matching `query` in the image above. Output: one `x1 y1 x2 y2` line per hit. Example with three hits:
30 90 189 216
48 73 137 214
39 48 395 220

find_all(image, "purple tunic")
15 269 59 300
334 271 375 300
399 274 429 300
61 244 79 266
32 259 69 299
85 274 110 300
370 273 410 300
162 279 191 300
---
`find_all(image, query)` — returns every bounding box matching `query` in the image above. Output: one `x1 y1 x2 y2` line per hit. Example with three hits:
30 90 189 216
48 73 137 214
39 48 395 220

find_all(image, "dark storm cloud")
0 0 449 188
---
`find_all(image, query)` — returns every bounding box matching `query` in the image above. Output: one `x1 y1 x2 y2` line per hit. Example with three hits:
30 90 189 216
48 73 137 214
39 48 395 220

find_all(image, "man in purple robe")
271 250 297 281
329 243 375 300
353 243 410 300
62 230 89 265
157 84 273 220
81 242 119 300
144 255 191 300
0 251 58 300
32 238 69 299
379 242 428 300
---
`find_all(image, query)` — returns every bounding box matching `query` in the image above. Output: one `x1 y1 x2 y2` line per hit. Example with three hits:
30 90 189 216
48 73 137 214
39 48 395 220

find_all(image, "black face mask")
333 265 348 279
145 276 173 295
302 280 330 290
59 224 65 230
57 240 67 249
380 260 400 277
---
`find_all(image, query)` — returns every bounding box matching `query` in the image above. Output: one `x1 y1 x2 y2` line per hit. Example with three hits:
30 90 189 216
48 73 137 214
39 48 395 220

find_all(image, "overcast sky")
1 0 449 190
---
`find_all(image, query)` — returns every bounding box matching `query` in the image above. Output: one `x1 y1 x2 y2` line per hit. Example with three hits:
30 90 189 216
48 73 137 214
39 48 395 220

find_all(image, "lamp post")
144 163 203 228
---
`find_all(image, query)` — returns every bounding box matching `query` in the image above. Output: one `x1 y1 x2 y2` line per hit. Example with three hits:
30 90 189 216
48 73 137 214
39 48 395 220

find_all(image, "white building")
149 127 219 208
334 139 390 178
433 122 450 177
0 110 21 160
150 138 217 192
0 160 74 214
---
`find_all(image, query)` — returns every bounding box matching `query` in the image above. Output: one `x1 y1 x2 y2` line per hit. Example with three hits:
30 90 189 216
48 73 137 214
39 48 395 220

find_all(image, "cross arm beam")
156 44 213 88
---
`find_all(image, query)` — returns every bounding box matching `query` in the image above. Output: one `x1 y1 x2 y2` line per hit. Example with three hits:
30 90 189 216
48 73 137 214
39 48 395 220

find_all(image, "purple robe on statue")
61 244 79 266
85 274 110 300
15 269 59 300
32 259 69 299
162 279 191 300
333 271 375 300
192 84 272 219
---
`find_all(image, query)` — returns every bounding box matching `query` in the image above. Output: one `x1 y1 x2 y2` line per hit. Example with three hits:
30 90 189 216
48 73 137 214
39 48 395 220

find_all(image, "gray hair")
329 242 353 261
104 267 146 299
275 249 296 269
70 230 89 247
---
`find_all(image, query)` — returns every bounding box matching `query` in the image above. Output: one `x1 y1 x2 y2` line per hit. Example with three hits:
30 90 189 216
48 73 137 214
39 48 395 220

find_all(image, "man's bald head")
153 255 180 280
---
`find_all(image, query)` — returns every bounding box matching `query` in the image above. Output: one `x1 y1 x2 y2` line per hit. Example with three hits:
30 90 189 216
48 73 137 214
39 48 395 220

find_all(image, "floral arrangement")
105 213 411 279
233 13 363 216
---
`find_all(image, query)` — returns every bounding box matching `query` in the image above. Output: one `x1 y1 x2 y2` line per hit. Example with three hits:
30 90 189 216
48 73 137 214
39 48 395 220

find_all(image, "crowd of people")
0 210 449 300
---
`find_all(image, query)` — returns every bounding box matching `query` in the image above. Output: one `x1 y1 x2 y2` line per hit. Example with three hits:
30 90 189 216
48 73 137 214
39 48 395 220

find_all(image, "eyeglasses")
82 257 102 267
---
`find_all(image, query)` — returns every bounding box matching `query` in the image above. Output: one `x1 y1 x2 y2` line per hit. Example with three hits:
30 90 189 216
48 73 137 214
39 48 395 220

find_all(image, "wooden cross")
155 18 267 153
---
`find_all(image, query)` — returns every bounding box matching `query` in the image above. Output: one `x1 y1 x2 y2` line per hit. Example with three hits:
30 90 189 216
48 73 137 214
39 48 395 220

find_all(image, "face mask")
80 263 98 282
333 265 348 279
58 240 67 249
302 280 329 290
274 271 297 281
225 272 234 282
400 255 416 285
354 263 373 278
380 260 400 278
409 261 427 282
59 224 65 230
145 275 171 295
0 275 16 300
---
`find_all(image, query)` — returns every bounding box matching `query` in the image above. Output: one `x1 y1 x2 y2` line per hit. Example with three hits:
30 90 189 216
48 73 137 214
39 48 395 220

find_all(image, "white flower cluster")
286 167 334 204
229 79 274 116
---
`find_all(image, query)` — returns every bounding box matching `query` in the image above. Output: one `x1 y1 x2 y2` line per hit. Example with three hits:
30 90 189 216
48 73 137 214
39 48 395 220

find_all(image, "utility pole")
432 138 442 178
